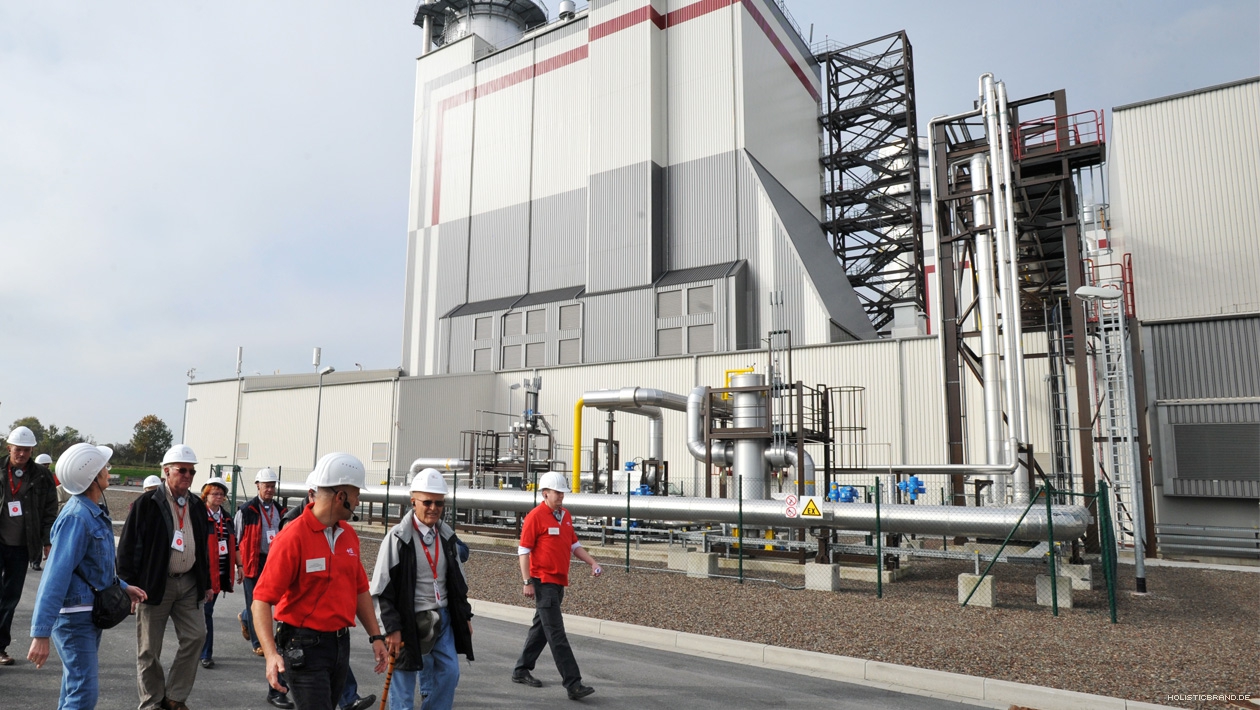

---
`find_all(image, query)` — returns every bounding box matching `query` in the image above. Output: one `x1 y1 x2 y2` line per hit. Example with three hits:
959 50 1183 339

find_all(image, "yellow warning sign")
800 497 822 519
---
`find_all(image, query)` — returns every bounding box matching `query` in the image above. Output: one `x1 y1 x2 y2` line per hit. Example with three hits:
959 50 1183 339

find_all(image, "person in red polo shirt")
250 453 388 710
512 471 602 701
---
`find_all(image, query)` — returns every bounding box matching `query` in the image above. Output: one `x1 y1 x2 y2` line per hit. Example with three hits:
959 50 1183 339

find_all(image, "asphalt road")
3 567 979 709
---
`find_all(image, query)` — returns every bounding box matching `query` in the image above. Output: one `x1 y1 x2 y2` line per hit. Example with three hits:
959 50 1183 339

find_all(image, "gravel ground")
103 489 1258 709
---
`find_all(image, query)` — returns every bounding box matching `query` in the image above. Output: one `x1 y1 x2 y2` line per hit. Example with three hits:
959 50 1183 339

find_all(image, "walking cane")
380 643 401 710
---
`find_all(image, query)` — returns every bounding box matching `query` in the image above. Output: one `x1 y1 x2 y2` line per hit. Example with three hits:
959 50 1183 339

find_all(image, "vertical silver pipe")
996 80 1030 503
421 1 433 55
731 373 768 499
970 152 1004 476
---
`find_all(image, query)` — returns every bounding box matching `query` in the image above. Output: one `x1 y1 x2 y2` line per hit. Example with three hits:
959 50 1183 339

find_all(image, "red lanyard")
7 465 21 499
174 500 187 531
261 503 275 527
209 510 224 538
413 518 441 581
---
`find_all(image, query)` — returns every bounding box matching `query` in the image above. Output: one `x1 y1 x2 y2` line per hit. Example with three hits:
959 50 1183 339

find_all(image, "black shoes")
267 694 294 709
567 684 596 700
512 671 544 687
343 695 376 710
200 658 214 669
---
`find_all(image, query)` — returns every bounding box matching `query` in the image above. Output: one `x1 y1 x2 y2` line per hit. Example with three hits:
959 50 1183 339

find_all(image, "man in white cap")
371 467 474 710
511 471 602 701
30 453 57 569
233 469 287 668
118 443 214 710
252 452 388 710
144 475 163 492
0 426 59 665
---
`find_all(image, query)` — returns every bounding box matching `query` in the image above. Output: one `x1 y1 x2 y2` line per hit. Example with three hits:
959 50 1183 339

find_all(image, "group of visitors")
4 424 604 709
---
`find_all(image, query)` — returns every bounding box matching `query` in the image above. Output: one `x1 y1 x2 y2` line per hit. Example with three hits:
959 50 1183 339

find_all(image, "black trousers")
284 629 349 710
514 582 582 691
0 544 29 652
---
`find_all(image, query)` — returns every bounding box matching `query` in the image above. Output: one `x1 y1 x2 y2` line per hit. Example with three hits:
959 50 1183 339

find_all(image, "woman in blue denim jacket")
28 443 147 710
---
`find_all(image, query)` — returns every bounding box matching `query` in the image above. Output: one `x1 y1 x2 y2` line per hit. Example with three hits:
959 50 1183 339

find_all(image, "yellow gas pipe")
571 397 584 493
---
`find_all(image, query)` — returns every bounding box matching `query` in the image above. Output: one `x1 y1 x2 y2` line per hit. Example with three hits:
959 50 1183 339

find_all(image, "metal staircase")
1046 299 1075 501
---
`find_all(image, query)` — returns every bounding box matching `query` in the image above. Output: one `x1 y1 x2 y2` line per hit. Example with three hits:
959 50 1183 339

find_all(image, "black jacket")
371 514 473 671
0 456 59 559
117 486 211 605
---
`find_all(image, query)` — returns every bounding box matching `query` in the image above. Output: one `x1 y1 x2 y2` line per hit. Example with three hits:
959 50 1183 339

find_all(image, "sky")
1 0 1257 446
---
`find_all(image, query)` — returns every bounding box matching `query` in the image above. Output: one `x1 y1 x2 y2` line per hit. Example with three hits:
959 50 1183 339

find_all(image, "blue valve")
624 461 637 471
837 486 860 503
897 475 926 501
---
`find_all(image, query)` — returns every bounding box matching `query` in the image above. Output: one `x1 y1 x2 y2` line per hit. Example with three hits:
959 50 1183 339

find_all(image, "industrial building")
183 1 1258 566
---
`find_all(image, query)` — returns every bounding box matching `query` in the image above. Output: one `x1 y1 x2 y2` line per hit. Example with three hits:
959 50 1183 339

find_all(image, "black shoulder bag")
72 568 133 629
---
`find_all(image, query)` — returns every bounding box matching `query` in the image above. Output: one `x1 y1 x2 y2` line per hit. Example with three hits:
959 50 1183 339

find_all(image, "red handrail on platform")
1015 109 1105 160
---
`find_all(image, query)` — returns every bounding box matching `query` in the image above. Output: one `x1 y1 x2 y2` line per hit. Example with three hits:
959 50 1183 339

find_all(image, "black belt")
291 626 349 639
169 571 189 578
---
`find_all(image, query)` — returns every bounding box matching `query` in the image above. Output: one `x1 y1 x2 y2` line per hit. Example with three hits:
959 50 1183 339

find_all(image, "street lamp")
312 366 335 468
1075 285 1147 594
509 382 522 423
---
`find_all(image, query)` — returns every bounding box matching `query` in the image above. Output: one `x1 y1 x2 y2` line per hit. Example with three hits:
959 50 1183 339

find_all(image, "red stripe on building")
430 0 815 226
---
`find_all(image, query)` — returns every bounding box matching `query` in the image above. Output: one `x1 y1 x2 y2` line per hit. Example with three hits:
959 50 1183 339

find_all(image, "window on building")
657 290 683 319
558 338 580 365
235 443 249 460
558 304 581 331
525 342 546 367
688 285 715 315
502 344 522 369
657 327 683 356
526 309 546 334
473 348 491 372
371 442 389 462
474 316 493 340
503 312 524 336
688 324 715 353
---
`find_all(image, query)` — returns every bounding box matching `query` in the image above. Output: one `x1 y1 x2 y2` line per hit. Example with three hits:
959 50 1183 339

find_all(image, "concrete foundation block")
836 565 907 584
1061 563 1093 590
686 552 719 579
666 549 692 571
1036 575 1073 609
804 562 840 592
957 573 996 607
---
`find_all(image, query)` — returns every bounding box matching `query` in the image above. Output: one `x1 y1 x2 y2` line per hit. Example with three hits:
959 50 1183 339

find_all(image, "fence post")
1046 481 1058 616
625 470 631 573
962 484 1047 607
874 476 882 599
1097 481 1118 623
737 477 744 584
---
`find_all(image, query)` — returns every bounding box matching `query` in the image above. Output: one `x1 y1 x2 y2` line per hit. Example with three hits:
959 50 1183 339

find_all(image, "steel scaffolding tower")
817 31 924 334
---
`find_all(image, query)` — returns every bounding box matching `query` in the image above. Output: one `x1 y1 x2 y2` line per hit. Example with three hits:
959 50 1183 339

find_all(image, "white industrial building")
183 1 1257 561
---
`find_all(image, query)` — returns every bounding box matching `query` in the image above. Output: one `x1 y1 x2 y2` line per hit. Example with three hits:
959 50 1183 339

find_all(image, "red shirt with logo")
519 502 578 586
252 506 368 632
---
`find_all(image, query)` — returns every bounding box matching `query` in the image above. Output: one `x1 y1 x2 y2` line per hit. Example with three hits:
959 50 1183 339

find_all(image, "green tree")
8 417 88 459
129 415 173 465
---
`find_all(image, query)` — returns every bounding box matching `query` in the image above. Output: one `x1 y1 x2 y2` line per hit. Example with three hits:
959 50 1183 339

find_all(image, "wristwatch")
368 634 386 644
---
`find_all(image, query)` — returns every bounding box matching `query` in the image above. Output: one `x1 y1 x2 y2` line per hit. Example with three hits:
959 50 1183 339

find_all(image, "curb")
470 599 1175 710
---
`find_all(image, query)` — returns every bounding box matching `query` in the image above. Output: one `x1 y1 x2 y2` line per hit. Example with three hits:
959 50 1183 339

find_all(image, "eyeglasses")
417 500 445 508
169 467 195 476
104 465 112 471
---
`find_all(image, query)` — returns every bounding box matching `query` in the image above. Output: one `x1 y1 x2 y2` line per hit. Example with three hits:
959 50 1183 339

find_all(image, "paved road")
3 568 980 709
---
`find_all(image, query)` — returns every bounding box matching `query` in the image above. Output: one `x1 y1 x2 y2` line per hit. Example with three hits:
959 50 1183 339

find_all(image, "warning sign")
784 494 799 518
800 497 823 519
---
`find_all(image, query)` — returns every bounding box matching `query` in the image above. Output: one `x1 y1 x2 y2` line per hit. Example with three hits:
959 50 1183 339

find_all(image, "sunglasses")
417 500 446 508
169 467 196 476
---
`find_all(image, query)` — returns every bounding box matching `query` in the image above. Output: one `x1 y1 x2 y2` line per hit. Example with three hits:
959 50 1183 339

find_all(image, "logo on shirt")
345 547 357 557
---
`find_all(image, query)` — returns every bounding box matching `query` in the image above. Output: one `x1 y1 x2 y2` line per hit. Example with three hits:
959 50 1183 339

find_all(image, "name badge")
548 527 560 535
7 501 21 517
266 530 277 544
305 557 327 573
218 540 229 556
171 530 185 552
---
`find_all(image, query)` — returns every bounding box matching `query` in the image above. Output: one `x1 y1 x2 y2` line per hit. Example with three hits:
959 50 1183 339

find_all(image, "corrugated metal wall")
582 288 656 362
236 387 319 474
1110 78 1260 321
1147 316 1260 399
184 379 241 476
395 373 498 471
667 153 739 269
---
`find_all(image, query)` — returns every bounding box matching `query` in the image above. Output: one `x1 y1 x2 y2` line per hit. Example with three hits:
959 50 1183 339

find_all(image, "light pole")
509 382 522 423
180 398 198 444
312 366 335 468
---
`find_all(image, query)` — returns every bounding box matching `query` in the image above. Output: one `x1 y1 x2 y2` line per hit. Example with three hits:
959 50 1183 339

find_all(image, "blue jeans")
242 575 260 648
52 611 102 710
201 592 218 660
389 608 459 710
340 668 361 708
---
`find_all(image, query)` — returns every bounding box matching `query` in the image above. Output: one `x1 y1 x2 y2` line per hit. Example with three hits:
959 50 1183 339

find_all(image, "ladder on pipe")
1091 280 1139 550
1045 299 1074 501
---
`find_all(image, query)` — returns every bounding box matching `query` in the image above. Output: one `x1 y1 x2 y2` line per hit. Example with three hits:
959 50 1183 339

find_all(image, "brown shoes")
238 612 250 641
253 646 265 657
0 652 15 666
160 698 190 710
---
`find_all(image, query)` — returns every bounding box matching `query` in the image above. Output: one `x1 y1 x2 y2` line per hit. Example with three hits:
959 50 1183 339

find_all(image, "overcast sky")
2 0 1257 446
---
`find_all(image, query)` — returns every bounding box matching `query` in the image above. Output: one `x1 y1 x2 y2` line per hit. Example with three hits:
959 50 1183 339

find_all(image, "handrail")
1014 109 1105 160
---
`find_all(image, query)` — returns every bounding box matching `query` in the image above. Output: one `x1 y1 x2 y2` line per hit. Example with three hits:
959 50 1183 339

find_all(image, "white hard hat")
5 426 37 448
410 468 448 495
310 452 366 490
57 443 112 495
255 467 279 483
161 444 198 466
143 475 163 489
35 453 53 466
304 470 320 492
202 477 228 493
537 471 571 493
